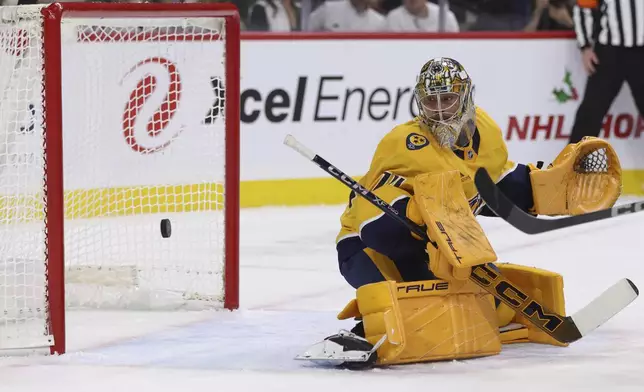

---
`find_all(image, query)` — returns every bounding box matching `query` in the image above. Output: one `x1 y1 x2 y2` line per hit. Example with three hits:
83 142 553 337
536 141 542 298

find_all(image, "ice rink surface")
2 200 644 392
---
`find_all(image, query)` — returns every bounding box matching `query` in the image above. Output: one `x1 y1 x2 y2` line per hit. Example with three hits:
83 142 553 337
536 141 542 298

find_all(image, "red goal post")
0 2 240 355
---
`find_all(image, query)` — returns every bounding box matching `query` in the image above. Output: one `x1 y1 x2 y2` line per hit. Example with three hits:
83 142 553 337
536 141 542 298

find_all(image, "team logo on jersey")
406 133 429 150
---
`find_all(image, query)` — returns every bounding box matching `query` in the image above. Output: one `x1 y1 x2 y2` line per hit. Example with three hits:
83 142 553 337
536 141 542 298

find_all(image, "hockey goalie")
297 57 623 369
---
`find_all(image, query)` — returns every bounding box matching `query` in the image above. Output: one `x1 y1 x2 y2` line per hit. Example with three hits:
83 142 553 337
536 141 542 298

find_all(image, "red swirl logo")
122 57 182 153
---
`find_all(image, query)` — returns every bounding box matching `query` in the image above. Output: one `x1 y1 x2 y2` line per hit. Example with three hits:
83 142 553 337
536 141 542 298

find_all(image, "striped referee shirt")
573 0 644 48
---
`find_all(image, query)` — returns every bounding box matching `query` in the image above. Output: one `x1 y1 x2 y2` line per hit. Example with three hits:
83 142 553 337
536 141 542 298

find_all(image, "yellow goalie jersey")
336 106 514 244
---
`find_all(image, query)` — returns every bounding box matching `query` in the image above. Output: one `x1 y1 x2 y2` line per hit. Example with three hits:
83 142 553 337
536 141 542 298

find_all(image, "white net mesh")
0 5 50 350
0 5 230 350
576 148 609 173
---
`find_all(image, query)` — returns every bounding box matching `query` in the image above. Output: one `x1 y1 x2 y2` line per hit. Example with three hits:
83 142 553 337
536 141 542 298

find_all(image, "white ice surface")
2 201 644 392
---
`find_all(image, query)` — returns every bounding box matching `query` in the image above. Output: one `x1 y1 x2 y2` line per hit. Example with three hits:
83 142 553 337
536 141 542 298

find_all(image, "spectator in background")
470 0 532 30
248 0 299 31
308 0 386 31
386 0 460 32
524 0 574 31
443 0 479 31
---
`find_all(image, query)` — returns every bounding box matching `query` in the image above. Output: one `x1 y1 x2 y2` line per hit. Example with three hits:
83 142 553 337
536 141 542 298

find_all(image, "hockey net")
0 3 239 353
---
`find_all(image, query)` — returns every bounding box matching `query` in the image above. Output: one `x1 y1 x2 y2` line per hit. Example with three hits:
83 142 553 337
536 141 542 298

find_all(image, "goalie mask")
414 58 476 148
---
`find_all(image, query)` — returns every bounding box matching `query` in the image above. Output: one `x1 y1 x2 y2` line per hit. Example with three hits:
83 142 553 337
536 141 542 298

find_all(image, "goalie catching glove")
529 136 622 216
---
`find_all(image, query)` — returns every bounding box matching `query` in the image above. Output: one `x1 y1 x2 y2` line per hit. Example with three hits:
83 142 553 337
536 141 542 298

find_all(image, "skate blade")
295 339 372 363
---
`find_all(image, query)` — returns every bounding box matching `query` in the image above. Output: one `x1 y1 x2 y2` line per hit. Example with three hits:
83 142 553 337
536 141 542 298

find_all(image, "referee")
570 0 644 143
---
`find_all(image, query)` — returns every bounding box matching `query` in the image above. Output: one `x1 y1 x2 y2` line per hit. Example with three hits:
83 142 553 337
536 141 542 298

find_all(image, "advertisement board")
239 35 642 205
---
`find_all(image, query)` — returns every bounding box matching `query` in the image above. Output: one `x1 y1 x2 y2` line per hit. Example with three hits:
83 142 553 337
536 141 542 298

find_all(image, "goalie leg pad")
339 278 502 366
495 263 568 347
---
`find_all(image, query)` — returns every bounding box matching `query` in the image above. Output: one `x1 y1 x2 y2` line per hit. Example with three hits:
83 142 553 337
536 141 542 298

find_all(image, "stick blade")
571 278 639 337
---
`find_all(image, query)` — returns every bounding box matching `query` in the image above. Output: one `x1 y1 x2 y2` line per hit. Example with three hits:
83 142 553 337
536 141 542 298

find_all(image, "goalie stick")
284 134 638 345
474 167 644 234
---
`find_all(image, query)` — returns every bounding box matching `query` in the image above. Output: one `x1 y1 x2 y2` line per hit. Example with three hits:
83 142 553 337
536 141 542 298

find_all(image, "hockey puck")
160 219 172 238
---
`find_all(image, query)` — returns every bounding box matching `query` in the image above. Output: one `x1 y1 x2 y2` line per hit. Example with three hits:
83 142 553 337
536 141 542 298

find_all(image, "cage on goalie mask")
414 58 476 148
